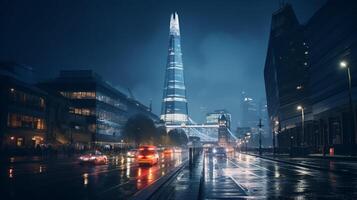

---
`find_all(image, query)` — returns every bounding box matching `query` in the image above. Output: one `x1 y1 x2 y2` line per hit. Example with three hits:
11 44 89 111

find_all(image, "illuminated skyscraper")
161 12 188 124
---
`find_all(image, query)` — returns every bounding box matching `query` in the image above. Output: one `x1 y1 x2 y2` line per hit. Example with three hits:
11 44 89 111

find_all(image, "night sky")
0 0 326 127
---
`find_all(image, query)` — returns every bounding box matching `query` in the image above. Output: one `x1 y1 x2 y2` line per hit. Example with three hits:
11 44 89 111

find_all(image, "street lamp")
273 120 279 155
340 60 356 152
257 119 263 155
297 105 305 147
244 133 251 153
290 136 294 156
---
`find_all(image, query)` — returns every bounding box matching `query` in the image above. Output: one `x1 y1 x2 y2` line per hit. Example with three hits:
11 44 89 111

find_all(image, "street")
1 152 186 200
203 153 357 199
3 151 357 199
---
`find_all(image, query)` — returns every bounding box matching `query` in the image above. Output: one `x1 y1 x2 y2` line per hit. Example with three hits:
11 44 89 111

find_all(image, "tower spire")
170 12 180 36
161 12 188 124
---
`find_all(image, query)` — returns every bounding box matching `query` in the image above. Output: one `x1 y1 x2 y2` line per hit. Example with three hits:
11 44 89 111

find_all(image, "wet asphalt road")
203 152 357 199
0 152 186 200
3 152 357 200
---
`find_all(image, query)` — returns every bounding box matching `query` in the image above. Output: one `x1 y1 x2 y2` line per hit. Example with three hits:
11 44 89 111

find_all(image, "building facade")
206 109 231 129
161 12 189 125
264 1 357 154
218 115 230 147
44 70 159 147
0 63 47 150
0 63 159 152
239 92 259 128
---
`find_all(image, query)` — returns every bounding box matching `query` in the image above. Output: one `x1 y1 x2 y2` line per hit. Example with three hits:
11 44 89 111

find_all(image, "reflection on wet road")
1 152 186 200
204 152 357 199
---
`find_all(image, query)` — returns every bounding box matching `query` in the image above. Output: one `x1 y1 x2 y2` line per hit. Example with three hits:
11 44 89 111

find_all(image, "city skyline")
0 0 327 127
2 1 357 199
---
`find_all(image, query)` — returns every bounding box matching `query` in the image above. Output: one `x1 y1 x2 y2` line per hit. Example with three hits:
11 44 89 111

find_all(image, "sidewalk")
245 152 357 176
308 153 357 161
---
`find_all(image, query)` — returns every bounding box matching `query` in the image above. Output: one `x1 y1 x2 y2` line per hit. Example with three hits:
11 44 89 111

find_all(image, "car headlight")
213 149 217 153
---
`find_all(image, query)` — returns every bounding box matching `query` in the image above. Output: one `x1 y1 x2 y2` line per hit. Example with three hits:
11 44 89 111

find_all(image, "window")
7 113 46 130
17 138 24 147
70 107 95 116
96 92 128 111
9 88 45 109
60 91 96 99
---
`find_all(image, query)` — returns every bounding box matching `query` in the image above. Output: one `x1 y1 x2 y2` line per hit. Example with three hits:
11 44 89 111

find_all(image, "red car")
137 145 159 165
163 147 173 155
79 150 108 165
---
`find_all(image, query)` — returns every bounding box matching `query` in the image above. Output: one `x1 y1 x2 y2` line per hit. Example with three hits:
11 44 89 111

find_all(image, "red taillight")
146 155 154 159
138 155 144 158
148 147 155 150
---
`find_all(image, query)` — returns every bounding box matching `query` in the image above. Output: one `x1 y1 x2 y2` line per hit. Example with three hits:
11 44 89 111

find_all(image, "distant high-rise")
239 91 258 128
206 109 231 129
161 12 188 125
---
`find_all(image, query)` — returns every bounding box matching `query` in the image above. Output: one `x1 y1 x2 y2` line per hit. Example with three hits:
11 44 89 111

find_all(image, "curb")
245 153 357 176
129 159 188 200
307 155 357 161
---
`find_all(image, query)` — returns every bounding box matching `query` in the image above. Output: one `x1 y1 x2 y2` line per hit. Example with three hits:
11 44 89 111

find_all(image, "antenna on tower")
127 88 135 100
149 99 152 112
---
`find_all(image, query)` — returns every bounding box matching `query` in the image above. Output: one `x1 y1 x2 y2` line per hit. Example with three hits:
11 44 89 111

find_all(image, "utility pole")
258 119 264 155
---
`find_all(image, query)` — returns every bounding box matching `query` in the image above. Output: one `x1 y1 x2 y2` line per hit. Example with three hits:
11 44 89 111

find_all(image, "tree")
167 129 188 146
123 114 165 145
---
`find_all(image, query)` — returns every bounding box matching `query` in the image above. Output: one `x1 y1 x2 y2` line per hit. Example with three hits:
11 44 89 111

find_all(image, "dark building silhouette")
264 0 357 154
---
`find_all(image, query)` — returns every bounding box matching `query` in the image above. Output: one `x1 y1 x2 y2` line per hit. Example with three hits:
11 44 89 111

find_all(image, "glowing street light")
340 60 356 151
273 120 279 155
340 61 348 68
297 105 305 146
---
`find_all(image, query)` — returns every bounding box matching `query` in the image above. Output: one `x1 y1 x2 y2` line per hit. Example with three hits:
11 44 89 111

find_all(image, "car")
79 150 108 165
127 149 138 158
173 147 182 153
137 145 159 165
205 147 213 155
163 147 173 155
213 147 227 158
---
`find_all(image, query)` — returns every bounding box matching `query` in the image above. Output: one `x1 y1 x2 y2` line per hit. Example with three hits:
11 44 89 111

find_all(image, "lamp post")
290 136 294 157
297 105 305 147
258 119 263 155
340 61 356 153
274 120 279 155
244 133 250 153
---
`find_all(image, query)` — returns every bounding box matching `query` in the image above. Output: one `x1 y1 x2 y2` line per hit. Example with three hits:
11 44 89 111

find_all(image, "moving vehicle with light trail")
127 149 138 158
137 145 159 166
213 147 227 158
163 147 173 155
79 150 108 165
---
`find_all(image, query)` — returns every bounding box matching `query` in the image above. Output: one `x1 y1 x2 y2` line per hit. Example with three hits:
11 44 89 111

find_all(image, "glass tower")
161 12 188 125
